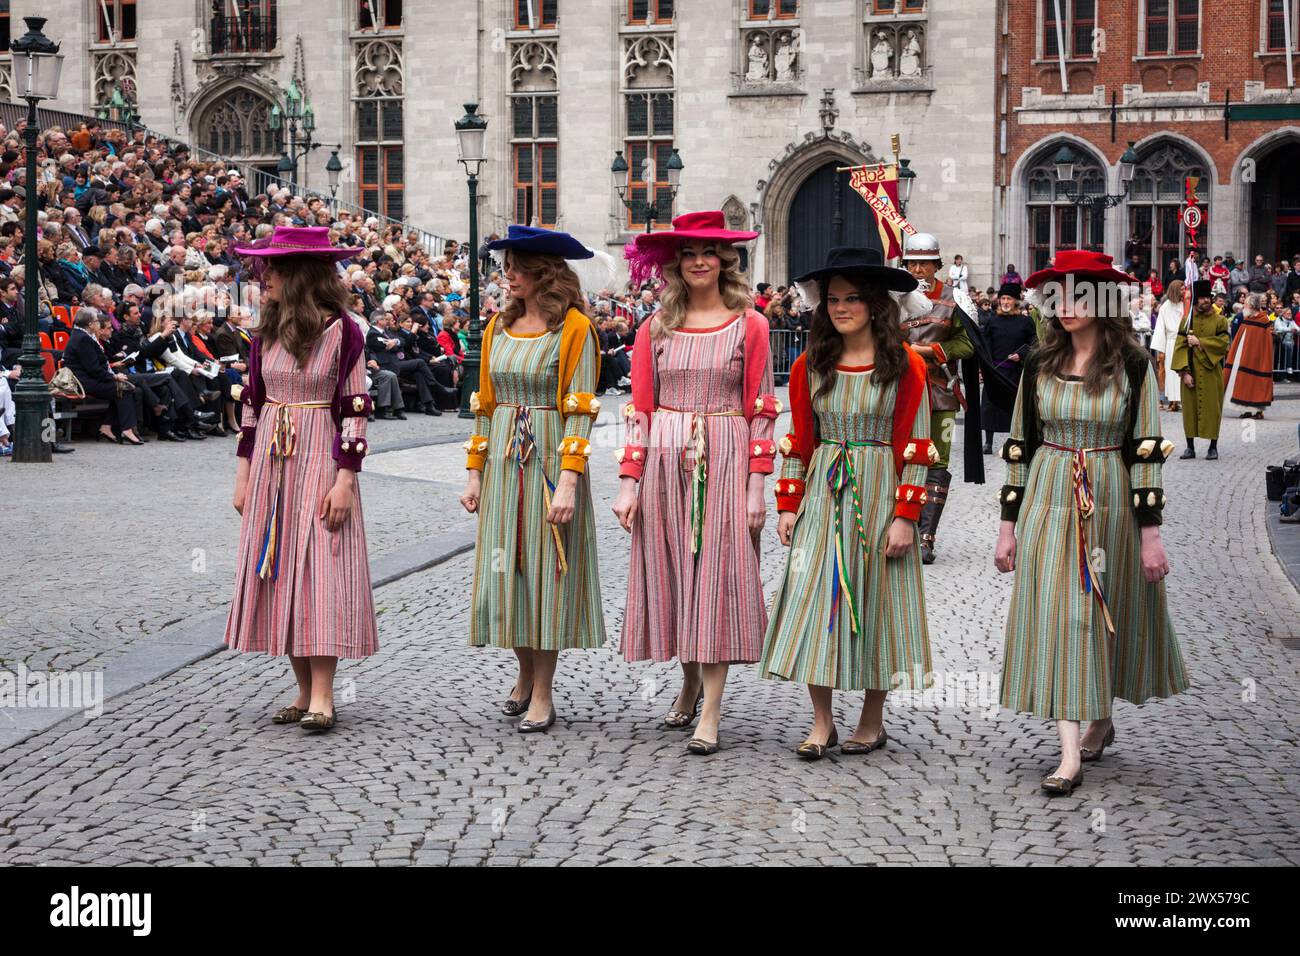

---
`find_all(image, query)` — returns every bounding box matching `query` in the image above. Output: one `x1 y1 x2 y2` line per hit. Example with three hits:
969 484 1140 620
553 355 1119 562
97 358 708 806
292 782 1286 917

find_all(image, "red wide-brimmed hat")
233 225 355 261
625 210 759 286
1024 249 1135 289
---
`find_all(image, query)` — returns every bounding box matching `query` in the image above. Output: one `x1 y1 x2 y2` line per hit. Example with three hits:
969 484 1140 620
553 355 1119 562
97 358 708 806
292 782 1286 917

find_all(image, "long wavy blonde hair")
500 250 588 331
653 242 752 335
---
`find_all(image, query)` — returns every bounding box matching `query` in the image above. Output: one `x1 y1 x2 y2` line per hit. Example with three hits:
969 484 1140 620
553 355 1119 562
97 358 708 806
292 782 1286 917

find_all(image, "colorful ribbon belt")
822 438 889 637
660 405 745 557
1042 440 1121 635
256 399 333 582
501 403 567 577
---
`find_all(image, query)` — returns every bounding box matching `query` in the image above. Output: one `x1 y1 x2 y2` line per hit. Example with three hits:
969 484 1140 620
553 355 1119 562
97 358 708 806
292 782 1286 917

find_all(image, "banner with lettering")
846 164 917 260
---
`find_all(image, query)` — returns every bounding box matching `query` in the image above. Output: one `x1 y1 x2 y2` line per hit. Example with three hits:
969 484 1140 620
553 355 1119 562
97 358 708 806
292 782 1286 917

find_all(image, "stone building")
999 0 1300 279
1 0 999 284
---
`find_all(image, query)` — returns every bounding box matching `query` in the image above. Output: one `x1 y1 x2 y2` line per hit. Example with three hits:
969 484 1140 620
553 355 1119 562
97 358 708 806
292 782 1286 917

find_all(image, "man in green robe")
1170 279 1230 460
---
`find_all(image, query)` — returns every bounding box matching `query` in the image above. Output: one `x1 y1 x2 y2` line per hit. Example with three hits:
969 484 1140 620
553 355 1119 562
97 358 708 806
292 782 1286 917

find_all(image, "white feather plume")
566 248 618 295
488 246 616 295
794 279 822 312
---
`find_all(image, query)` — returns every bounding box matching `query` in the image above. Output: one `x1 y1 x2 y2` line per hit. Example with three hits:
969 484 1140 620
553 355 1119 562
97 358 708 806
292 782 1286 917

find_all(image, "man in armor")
900 231 986 564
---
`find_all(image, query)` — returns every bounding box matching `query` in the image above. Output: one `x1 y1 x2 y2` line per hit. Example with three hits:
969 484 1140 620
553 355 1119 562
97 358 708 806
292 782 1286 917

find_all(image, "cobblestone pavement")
0 387 1297 865
0 412 476 673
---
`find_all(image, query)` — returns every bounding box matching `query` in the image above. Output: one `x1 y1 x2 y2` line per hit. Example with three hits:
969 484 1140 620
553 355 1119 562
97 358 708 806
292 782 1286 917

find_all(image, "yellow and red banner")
846 164 916 260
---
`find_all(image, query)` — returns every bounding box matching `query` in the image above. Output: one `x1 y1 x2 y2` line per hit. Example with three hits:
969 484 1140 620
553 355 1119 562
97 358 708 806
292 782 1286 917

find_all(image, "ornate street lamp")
897 157 916 214
611 147 684 234
326 149 343 200
9 17 64 464
454 102 488 419
274 79 324 190
1054 142 1139 208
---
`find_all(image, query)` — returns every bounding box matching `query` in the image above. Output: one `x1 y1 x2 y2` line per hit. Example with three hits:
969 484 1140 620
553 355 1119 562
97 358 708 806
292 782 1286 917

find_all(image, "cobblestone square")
2 393 1297 866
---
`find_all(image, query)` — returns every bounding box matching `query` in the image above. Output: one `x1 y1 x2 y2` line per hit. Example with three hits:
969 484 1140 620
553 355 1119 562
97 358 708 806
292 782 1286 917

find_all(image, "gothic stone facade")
9 1 999 284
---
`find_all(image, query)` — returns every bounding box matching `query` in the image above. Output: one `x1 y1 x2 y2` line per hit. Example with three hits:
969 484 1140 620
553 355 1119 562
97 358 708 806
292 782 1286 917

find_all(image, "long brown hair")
500 250 587 331
1162 278 1184 305
807 273 906 402
258 255 352 366
1035 280 1145 393
655 242 752 336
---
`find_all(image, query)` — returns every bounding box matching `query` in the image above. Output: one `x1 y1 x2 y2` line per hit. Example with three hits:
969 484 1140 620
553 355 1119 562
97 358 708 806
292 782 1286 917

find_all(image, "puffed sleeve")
998 374 1030 522
332 353 371 472
893 387 932 522
558 329 599 474
1129 364 1171 527
235 339 261 459
617 320 653 481
748 335 778 475
465 356 491 472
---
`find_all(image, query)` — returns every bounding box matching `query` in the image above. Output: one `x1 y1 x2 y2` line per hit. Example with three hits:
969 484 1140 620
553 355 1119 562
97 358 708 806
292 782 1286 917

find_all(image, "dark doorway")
787 161 880 283
1249 139 1300 262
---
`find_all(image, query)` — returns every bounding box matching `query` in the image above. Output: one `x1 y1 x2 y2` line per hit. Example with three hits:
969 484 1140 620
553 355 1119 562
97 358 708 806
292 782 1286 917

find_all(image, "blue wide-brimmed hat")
486 225 593 260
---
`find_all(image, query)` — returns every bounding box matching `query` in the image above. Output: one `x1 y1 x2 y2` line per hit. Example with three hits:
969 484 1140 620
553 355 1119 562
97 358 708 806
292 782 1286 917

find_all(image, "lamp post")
455 102 487 419
612 147 684 233
1052 142 1139 208
326 148 343 201
10 17 64 464
897 157 916 215
268 78 322 192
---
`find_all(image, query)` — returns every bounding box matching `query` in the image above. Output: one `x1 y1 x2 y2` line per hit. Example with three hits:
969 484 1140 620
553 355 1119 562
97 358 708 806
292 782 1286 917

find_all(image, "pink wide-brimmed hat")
233 225 355 261
624 210 759 286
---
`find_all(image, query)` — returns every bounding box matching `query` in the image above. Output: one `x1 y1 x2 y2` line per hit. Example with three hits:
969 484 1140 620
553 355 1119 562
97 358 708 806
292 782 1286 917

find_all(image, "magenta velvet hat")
624 210 759 286
232 225 355 260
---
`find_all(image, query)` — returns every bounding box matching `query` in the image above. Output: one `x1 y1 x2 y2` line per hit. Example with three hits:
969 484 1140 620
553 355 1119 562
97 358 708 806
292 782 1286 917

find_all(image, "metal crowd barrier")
1274 334 1298 378
769 328 807 385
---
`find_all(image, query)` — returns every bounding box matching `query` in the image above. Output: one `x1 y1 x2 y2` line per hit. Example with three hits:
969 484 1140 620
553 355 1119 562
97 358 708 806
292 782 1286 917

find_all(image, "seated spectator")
62 308 144 445
366 309 441 416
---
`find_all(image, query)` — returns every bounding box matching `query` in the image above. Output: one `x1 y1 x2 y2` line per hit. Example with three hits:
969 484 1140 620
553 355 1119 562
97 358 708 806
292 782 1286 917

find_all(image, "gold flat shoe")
271 705 308 724
1080 724 1115 763
1040 769 1083 795
795 727 838 760
663 688 704 729
686 736 720 756
501 694 531 717
300 710 336 732
841 728 889 755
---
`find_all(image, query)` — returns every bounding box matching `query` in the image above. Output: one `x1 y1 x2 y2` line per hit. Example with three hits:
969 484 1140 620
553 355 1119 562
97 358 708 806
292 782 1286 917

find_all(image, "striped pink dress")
224 319 379 658
621 313 774 663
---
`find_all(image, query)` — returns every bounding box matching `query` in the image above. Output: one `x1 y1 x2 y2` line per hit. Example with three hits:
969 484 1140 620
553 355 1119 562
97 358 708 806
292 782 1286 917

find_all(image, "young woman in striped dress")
995 250 1189 795
614 211 775 755
225 226 377 732
460 226 607 734
759 248 935 759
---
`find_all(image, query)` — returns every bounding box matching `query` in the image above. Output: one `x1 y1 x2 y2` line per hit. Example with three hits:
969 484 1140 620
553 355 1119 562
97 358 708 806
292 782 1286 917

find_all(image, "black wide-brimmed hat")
792 246 917 293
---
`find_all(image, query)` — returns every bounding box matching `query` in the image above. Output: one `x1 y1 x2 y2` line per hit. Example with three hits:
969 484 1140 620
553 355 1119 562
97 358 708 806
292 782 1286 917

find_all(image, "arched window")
1024 143 1105 273
199 88 282 160
1125 141 1206 278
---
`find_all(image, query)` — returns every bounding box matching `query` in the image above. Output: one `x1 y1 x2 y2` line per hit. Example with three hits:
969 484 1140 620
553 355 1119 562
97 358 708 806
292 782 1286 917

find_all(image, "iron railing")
208 14 278 55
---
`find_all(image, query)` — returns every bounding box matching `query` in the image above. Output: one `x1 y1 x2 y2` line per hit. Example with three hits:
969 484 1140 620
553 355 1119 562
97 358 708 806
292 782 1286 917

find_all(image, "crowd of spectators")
0 118 506 454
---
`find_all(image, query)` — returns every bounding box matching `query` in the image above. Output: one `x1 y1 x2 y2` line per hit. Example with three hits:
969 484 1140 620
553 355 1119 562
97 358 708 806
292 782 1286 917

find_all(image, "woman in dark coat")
981 283 1037 454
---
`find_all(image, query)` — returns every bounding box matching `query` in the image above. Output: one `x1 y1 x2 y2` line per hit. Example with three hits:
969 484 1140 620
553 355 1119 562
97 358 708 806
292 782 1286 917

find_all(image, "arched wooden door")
786 161 880 282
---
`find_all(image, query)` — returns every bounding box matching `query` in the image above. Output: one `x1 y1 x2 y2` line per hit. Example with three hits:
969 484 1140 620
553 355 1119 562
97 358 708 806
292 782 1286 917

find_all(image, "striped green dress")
760 365 933 690
1001 366 1189 720
469 328 606 650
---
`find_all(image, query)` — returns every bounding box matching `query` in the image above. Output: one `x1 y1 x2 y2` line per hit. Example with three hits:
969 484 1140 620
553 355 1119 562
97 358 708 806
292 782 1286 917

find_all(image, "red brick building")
996 0 1300 281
